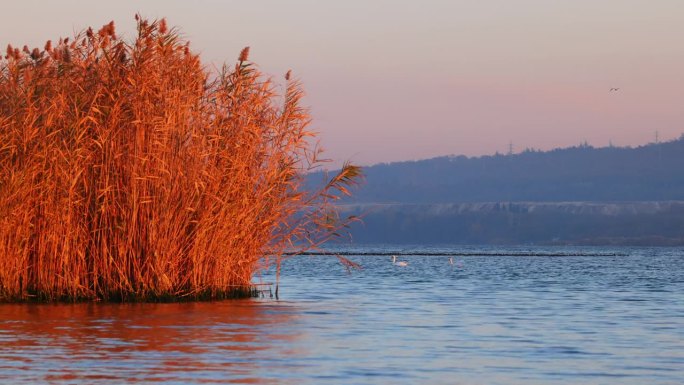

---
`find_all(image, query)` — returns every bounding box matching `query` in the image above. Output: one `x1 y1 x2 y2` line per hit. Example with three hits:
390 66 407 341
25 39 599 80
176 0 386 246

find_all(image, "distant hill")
309 137 684 245
310 137 684 204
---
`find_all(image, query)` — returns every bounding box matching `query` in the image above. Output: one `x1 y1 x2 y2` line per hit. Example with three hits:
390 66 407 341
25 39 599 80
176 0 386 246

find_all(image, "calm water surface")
1 246 683 384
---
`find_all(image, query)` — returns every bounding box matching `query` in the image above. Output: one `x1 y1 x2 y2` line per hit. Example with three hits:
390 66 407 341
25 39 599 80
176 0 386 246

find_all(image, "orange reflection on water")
0 300 302 384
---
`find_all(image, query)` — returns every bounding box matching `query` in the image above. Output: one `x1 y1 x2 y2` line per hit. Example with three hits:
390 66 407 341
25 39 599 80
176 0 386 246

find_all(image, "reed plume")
0 16 361 302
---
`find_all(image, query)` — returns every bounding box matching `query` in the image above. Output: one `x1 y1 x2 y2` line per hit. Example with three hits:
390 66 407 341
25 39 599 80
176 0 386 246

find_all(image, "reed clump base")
2 286 261 303
0 16 360 302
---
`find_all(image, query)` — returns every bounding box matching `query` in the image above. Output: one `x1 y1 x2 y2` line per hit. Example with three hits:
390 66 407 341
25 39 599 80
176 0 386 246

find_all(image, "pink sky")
2 1 683 166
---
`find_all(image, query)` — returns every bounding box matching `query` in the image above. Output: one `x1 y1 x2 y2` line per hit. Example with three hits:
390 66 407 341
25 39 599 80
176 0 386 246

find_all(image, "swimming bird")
449 257 454 265
392 255 408 267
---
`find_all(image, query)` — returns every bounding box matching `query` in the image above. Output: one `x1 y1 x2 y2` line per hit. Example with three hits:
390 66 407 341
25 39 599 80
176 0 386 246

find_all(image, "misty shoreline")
336 201 684 246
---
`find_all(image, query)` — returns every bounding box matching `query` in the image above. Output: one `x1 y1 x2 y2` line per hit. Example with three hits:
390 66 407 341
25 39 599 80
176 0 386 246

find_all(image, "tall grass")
0 16 360 302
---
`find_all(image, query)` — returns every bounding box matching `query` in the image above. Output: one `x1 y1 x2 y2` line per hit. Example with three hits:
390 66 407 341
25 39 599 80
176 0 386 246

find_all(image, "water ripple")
0 246 683 384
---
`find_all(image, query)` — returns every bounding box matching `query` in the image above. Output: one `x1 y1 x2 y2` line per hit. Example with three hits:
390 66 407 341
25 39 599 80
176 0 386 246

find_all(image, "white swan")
449 257 454 265
392 255 408 267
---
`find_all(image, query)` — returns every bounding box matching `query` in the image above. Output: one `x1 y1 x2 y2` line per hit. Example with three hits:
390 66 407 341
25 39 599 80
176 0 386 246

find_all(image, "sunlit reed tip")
239 46 250 62
159 18 168 34
62 47 71 63
30 48 41 60
44 40 52 52
99 21 116 38
285 70 291 81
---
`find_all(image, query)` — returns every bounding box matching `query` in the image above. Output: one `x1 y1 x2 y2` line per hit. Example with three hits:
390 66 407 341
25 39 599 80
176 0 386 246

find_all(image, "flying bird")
610 87 620 92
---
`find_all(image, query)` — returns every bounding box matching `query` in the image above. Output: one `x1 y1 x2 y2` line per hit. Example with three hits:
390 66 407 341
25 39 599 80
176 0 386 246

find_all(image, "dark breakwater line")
287 251 628 257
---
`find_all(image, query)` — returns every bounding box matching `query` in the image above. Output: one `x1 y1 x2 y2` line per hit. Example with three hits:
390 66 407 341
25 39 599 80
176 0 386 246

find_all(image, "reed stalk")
0 16 360 302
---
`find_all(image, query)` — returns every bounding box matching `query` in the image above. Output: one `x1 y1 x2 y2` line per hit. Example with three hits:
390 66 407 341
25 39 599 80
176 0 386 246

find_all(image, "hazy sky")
2 1 683 166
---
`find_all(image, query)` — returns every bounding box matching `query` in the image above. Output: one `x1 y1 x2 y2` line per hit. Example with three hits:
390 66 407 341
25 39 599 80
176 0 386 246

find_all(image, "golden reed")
0 16 360 302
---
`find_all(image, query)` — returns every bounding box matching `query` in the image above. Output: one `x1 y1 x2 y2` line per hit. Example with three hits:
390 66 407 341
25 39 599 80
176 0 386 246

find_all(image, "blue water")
1 246 683 384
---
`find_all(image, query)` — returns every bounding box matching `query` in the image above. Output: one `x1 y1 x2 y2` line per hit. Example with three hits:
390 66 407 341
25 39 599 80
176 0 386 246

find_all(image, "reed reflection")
0 300 302 384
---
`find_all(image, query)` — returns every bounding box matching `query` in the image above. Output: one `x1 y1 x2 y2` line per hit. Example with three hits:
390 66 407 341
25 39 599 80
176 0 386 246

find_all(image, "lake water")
1 246 683 384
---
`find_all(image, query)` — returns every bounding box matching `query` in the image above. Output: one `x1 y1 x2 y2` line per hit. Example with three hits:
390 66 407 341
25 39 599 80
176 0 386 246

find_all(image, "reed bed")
0 16 360 302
